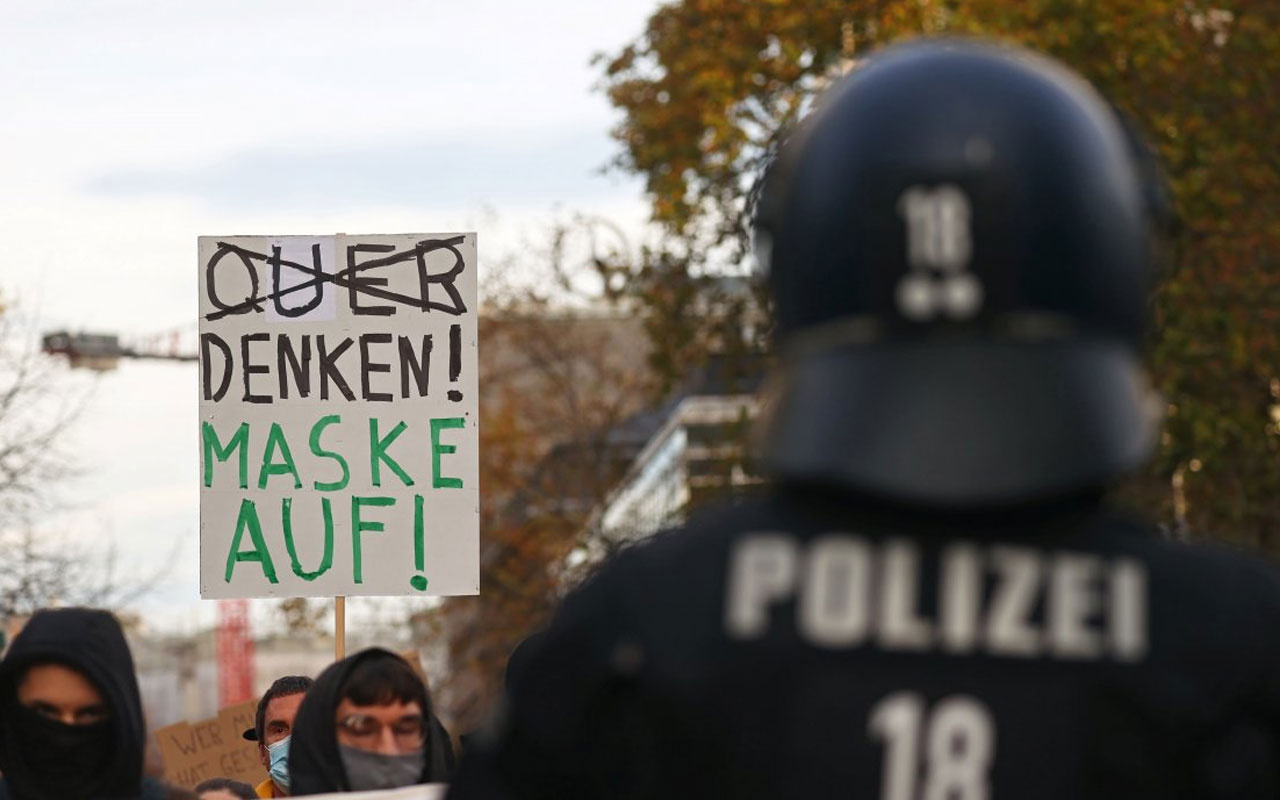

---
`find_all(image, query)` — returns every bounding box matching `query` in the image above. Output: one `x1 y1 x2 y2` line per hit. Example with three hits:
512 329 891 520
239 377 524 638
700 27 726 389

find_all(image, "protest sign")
154 699 265 788
199 234 479 598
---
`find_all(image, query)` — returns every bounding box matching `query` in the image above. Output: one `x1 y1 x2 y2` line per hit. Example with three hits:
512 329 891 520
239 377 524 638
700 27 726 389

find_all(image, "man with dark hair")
449 38 1280 799
242 675 313 798
0 607 190 800
289 648 454 794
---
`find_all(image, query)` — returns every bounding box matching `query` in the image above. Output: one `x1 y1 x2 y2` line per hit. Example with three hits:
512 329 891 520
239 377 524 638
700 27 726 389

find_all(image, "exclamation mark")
447 324 462 402
410 494 428 591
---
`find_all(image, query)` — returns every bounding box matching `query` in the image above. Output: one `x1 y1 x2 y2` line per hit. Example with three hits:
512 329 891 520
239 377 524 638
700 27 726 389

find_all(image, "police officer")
449 40 1280 799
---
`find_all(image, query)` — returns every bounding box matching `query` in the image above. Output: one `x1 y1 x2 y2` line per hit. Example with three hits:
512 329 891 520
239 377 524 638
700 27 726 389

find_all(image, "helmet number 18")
894 185 983 321
868 691 995 800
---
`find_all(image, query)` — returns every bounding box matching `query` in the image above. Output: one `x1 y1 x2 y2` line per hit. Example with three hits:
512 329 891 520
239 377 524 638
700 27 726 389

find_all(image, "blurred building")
132 629 336 727
588 353 767 546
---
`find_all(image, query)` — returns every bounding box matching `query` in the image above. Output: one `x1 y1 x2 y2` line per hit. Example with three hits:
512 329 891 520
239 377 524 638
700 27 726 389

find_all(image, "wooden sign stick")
335 596 346 660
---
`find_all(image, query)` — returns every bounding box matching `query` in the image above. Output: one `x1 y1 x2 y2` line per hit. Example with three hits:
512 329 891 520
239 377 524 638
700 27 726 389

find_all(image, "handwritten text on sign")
155 700 265 789
199 234 479 598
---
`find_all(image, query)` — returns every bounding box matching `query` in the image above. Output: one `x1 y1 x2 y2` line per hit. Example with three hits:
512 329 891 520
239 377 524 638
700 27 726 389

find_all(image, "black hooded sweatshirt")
0 607 171 800
289 648 455 795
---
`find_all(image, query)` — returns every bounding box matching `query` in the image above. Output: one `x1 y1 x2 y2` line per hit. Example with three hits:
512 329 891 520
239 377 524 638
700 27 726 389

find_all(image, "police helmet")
754 39 1163 507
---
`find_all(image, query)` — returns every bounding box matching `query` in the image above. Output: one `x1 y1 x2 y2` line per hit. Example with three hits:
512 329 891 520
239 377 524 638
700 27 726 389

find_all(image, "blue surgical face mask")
267 735 292 792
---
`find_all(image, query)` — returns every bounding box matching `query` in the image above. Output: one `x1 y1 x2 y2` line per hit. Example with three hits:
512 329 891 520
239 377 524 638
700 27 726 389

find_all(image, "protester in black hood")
0 607 182 800
288 648 455 795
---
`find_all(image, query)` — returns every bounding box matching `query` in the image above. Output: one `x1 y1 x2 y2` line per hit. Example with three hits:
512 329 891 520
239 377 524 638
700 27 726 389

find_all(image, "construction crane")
42 331 255 698
216 599 256 706
42 329 197 371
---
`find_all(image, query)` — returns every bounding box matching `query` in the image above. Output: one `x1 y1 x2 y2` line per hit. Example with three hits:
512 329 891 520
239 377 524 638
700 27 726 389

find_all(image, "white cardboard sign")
306 786 445 800
198 234 479 598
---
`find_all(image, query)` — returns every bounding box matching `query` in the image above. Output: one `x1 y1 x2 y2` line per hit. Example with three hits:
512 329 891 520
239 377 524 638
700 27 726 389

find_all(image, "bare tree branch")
0 308 172 616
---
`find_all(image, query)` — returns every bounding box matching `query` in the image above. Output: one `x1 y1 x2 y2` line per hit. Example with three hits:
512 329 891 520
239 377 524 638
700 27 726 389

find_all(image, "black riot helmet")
754 39 1164 507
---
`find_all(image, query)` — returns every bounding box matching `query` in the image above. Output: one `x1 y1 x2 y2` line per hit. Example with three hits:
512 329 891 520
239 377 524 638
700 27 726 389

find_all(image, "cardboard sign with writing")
154 699 266 789
198 233 480 599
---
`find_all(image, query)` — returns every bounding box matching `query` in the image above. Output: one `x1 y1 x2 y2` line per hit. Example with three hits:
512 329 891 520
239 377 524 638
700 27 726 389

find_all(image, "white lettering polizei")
1109 560 1148 661
724 534 797 639
723 532 1149 664
984 547 1042 657
938 544 982 654
878 541 933 650
1047 553 1103 659
799 535 873 647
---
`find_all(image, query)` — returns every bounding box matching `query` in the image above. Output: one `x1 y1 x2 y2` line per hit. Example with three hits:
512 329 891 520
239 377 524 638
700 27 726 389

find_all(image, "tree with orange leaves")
430 292 654 730
598 0 1280 550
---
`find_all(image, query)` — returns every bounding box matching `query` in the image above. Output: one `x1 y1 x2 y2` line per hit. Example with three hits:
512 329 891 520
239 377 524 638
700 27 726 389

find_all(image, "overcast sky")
0 0 658 633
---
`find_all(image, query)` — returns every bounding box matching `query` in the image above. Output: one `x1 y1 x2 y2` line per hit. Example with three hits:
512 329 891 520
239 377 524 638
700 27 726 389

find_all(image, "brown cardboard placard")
217 699 258 747
155 700 266 789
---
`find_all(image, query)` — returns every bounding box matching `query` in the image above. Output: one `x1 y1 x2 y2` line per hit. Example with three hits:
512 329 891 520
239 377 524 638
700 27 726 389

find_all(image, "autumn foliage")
433 307 652 729
598 0 1280 548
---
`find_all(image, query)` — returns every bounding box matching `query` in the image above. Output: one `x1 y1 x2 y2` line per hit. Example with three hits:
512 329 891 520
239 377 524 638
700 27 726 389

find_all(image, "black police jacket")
449 487 1280 799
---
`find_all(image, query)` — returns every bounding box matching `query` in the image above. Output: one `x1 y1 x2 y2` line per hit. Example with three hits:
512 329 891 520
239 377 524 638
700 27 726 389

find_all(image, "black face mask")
3 703 113 800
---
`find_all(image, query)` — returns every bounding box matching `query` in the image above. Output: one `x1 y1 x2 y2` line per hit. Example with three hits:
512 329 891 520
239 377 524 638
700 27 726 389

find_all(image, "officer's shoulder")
1109 516 1280 628
1166 533 1280 602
